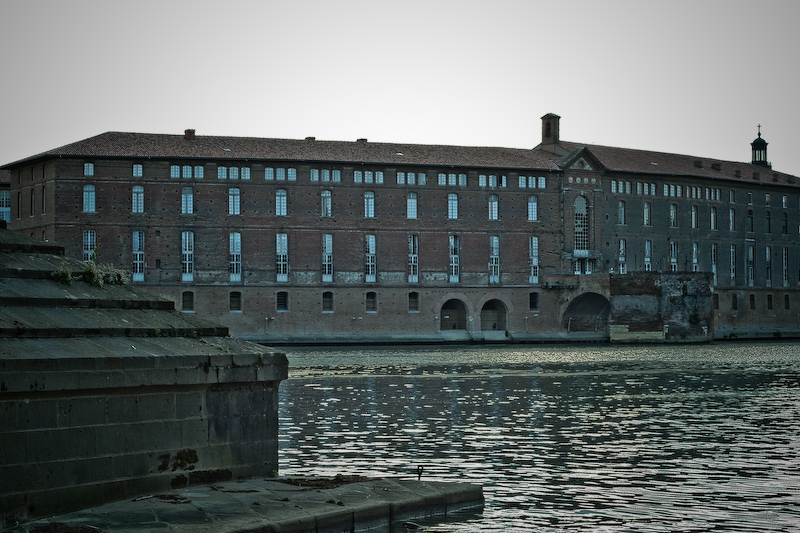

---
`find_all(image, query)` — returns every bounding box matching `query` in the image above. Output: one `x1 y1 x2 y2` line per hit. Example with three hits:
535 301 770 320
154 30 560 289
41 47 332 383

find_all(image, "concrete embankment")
7 477 484 532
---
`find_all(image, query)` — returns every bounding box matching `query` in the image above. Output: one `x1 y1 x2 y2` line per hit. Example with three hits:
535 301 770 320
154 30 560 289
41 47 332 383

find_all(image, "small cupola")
751 124 770 168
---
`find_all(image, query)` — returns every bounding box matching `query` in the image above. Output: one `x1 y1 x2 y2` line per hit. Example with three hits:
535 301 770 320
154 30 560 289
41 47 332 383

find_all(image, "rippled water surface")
278 343 800 531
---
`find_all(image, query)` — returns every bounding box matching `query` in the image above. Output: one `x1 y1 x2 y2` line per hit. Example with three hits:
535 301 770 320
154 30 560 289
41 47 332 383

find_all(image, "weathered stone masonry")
0 227 288 526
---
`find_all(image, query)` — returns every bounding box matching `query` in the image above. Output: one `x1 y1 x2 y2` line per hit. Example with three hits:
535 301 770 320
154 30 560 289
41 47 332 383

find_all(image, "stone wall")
609 272 714 342
0 227 288 527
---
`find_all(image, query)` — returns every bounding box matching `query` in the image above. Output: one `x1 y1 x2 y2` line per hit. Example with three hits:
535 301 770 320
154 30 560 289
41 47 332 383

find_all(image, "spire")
751 124 770 168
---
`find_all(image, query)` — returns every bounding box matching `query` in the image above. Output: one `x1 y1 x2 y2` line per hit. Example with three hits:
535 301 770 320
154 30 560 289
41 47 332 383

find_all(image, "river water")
277 343 800 531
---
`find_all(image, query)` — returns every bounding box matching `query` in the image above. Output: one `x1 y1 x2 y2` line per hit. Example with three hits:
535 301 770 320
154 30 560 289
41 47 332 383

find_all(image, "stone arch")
480 299 507 331
440 299 468 331
562 292 610 332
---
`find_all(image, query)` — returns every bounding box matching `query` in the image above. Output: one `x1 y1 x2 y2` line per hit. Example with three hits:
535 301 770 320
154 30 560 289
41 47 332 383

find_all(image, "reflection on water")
278 343 800 531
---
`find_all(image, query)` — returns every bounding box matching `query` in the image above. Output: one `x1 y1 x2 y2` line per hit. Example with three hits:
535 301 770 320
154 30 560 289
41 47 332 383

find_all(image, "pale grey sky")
2 0 799 175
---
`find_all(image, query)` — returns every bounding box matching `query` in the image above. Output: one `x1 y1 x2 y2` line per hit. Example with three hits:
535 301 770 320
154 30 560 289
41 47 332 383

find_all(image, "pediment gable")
559 146 605 172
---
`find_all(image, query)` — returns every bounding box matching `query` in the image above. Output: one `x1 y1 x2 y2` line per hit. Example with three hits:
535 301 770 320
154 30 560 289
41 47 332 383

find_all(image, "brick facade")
4 116 800 342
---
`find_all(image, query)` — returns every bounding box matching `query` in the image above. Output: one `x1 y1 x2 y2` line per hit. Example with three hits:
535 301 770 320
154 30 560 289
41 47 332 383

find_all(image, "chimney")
184 129 196 140
541 113 560 144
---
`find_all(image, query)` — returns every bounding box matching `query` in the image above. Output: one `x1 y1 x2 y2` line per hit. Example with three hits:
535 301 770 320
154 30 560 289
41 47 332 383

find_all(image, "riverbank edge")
4 477 484 533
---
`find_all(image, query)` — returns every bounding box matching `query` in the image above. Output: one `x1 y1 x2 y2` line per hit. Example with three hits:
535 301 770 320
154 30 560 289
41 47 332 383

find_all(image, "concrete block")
94 424 129 456
112 452 152 479
79 370 126 390
15 399 58 430
179 418 209 449
57 396 107 428
124 421 181 454
135 393 176 421
0 431 26 466
105 395 138 424
27 426 97 462
175 391 205 420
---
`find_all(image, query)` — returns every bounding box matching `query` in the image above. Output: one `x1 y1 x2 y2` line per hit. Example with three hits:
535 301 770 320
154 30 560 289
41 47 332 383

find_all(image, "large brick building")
3 114 799 342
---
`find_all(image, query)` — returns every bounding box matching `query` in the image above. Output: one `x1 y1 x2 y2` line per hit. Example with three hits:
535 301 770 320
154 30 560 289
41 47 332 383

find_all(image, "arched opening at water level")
563 292 610 332
440 299 468 330
480 299 507 331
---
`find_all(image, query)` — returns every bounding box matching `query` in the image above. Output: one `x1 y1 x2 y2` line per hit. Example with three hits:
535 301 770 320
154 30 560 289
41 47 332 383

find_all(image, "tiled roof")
2 131 562 171
3 131 797 188
559 141 797 187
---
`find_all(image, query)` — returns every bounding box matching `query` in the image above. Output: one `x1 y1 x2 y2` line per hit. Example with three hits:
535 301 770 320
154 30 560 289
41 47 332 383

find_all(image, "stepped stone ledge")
0 225 289 526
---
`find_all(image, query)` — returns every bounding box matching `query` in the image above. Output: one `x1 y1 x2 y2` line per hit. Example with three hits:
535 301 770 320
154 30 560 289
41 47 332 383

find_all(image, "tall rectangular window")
228 187 241 215
82 230 96 262
0 190 10 223
529 236 539 284
181 186 193 214
83 185 96 213
84 163 94 176
692 242 699 271
322 233 333 282
669 204 678 227
448 193 458 219
643 201 651 226
488 194 499 220
691 205 698 229
132 231 145 282
133 164 143 177
670 241 678 271
711 243 718 285
645 240 652 271
276 233 289 282
489 236 500 284
747 244 755 286
617 200 626 225
783 247 789 287
229 232 242 283
276 189 287 216
408 234 419 283
528 195 538 221
765 245 772 287
181 231 194 282
407 192 418 219
132 185 144 213
365 234 376 283
619 239 627 274
730 244 737 282
710 206 718 230
321 190 332 217
449 235 460 283
364 191 375 218
729 208 736 232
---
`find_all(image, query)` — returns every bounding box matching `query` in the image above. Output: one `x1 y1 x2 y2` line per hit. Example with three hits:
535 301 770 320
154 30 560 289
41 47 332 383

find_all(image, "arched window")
527 195 538 221
574 196 588 250
364 191 375 218
321 190 332 217
407 192 417 219
447 193 458 219
322 291 334 312
276 189 287 216
488 194 498 220
182 291 194 312
366 291 377 312
82 185 96 213
229 291 242 311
